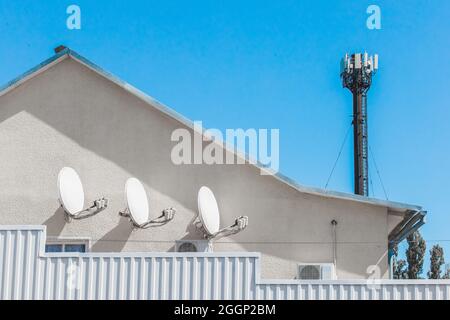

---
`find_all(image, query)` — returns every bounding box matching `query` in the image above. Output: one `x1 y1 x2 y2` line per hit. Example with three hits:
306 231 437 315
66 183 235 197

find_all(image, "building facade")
1 48 447 299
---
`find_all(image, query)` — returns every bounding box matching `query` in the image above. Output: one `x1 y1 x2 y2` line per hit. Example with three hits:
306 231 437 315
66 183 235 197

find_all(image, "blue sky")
1 0 449 275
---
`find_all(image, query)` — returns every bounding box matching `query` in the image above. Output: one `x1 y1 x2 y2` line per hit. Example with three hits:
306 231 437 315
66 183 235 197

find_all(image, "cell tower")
340 52 378 196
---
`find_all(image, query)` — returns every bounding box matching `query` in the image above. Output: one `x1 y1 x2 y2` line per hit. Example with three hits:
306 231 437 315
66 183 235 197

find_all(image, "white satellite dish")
57 167 108 221
198 186 220 235
125 178 150 226
58 167 84 215
196 186 248 240
120 177 175 228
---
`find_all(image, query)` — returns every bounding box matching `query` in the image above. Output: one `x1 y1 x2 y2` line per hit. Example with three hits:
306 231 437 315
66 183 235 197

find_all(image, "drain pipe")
387 210 427 279
331 220 338 274
388 246 396 279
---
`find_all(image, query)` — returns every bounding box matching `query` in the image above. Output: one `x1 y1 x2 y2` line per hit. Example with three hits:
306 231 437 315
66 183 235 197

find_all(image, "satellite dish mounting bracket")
62 197 108 222
195 215 249 240
119 207 176 229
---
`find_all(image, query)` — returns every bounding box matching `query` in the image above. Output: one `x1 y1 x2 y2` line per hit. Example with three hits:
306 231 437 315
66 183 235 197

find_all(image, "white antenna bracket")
208 215 249 240
64 197 108 222
119 207 176 229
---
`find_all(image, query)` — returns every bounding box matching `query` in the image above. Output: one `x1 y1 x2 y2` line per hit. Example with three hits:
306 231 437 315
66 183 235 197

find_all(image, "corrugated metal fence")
1 226 449 300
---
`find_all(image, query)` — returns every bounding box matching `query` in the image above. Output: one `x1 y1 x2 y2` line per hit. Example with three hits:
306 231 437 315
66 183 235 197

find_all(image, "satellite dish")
125 178 150 226
57 167 108 221
120 177 176 228
58 167 84 215
196 186 248 240
198 186 220 235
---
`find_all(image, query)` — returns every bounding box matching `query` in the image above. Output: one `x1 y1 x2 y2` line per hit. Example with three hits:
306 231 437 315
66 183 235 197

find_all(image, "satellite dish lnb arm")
132 207 176 229
70 197 108 220
209 216 249 240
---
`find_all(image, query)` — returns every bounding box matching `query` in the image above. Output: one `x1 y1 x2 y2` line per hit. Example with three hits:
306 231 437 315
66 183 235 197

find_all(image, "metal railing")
1 226 449 300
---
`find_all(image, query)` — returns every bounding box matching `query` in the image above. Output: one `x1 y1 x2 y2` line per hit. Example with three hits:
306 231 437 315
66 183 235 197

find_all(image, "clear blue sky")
1 0 449 275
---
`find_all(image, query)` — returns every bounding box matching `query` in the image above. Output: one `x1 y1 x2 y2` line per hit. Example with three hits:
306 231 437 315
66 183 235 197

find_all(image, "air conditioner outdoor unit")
175 240 211 253
297 263 336 280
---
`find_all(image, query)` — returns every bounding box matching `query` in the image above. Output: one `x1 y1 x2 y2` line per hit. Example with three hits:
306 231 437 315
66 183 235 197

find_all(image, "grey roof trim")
0 48 423 214
0 50 69 96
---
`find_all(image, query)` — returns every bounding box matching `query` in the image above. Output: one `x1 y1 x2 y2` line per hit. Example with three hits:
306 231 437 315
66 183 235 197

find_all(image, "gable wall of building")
0 58 390 279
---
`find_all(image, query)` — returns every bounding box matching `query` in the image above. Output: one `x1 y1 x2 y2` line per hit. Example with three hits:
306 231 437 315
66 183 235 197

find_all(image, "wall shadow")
91 218 134 252
0 58 315 261
0 57 389 277
43 207 66 237
180 215 203 240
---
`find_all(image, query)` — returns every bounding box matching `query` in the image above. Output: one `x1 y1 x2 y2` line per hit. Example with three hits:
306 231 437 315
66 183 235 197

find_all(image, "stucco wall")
0 57 391 279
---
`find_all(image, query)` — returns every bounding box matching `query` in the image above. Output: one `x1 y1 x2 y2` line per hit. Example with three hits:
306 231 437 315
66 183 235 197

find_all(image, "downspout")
388 210 427 247
331 220 338 278
388 209 427 278
388 247 395 279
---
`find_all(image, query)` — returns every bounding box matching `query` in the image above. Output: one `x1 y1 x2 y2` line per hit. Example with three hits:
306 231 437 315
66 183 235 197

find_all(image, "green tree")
392 244 408 279
443 264 450 279
406 231 426 279
428 245 445 279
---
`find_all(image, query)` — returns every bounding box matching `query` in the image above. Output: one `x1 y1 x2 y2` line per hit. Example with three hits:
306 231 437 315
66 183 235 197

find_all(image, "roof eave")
0 49 70 97
0 48 424 215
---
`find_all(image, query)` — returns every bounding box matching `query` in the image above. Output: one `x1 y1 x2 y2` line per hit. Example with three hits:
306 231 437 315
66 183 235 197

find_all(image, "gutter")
387 209 426 279
0 47 424 216
388 209 427 250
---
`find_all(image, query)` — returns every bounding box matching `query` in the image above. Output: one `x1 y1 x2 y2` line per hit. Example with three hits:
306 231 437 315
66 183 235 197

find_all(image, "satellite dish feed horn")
57 167 108 222
196 186 249 240
119 178 176 229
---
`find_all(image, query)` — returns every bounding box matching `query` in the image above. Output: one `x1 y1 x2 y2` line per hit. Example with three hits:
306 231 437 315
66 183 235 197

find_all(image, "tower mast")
341 53 378 196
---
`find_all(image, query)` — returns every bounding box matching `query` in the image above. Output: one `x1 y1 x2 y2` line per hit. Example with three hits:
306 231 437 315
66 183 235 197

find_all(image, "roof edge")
0 49 70 97
0 47 423 214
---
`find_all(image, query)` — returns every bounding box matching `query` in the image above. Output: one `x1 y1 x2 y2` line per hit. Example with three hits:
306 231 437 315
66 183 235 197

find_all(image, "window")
45 239 88 253
64 244 86 252
45 244 63 253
